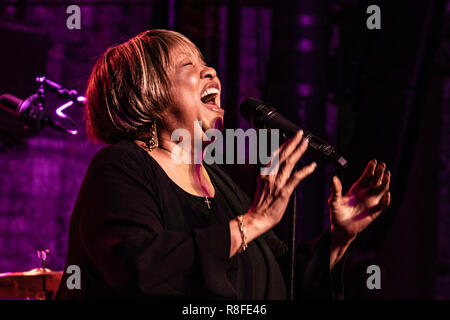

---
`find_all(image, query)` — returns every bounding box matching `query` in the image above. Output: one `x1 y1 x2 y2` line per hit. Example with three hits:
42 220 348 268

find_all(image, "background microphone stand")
0 75 85 136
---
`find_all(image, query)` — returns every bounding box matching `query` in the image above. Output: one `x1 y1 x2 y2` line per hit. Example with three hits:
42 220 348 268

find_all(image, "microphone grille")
0 94 23 112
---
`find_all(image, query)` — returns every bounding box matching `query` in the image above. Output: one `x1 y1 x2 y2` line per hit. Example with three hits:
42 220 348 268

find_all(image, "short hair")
84 29 203 144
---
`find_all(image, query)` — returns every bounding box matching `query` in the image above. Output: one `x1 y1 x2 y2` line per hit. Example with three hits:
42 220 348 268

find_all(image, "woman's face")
164 45 224 138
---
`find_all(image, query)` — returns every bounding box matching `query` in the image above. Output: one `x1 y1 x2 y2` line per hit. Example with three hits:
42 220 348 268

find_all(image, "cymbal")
0 268 63 300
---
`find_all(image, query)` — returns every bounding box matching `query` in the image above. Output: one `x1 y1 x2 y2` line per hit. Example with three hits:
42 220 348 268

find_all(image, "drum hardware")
0 249 63 300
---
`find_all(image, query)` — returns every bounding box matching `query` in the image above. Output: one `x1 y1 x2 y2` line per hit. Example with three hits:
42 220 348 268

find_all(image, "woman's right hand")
247 129 317 228
229 130 317 257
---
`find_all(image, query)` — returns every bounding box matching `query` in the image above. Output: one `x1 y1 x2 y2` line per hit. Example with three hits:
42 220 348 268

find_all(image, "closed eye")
183 62 193 66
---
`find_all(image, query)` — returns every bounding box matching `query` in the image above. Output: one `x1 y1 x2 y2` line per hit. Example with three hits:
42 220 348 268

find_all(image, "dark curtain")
333 0 447 299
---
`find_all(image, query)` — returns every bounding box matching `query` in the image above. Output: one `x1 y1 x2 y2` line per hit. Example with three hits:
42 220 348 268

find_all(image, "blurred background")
0 0 449 299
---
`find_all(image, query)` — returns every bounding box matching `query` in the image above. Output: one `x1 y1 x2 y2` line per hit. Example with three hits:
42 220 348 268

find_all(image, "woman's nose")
201 65 217 79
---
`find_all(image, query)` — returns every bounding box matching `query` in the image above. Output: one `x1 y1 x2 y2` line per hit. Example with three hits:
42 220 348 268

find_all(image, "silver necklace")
204 197 211 209
158 145 212 209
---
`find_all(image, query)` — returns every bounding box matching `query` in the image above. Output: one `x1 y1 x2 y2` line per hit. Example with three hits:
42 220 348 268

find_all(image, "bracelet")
236 215 248 253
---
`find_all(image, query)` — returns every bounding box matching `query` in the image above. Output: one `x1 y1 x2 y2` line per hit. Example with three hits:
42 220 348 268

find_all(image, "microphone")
240 97 348 168
0 93 45 132
0 93 23 116
0 93 77 135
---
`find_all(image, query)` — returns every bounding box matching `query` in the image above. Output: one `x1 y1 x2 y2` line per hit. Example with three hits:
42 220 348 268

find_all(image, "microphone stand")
287 162 348 300
288 178 297 300
35 76 84 135
3 76 86 135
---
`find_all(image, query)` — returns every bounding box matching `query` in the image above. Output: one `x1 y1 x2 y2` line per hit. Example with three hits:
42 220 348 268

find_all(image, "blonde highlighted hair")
84 29 202 144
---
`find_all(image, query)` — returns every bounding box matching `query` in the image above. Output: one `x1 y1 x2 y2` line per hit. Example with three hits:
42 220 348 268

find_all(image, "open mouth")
200 87 220 106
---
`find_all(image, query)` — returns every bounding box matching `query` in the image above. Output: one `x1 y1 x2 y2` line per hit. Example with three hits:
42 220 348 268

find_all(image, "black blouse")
56 140 346 300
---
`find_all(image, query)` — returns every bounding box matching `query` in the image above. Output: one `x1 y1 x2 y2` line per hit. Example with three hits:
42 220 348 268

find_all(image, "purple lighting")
297 83 312 96
55 100 72 119
296 38 313 51
297 14 314 27
55 101 78 135
77 96 87 103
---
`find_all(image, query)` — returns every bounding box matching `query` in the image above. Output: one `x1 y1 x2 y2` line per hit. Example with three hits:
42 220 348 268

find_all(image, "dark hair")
84 29 202 144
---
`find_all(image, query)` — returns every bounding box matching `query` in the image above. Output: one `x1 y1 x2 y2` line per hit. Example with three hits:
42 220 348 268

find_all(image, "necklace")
204 197 211 209
158 145 213 209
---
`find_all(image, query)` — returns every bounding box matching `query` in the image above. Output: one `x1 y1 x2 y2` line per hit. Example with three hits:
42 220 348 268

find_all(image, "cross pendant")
204 197 211 209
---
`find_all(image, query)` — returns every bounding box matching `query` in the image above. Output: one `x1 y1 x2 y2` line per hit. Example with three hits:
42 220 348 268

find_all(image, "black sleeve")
261 229 347 300
77 148 236 298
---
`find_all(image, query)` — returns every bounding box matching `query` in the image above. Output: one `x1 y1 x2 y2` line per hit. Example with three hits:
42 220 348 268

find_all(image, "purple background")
0 0 449 299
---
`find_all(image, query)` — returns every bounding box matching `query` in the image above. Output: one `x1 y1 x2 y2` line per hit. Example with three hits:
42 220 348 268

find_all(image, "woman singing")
56 29 391 299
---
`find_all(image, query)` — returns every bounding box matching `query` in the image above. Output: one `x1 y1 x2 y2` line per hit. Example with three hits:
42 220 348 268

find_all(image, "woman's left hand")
328 159 391 244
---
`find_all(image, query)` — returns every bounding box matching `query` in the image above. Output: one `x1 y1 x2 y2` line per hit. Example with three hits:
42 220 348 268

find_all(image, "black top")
56 140 346 300
180 180 269 299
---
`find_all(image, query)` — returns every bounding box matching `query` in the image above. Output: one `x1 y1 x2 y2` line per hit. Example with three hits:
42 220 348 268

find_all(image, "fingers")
274 135 309 188
370 161 386 188
369 191 391 216
366 162 391 201
352 160 390 195
354 159 377 188
330 176 343 201
278 130 305 164
284 161 317 194
260 130 305 177
289 135 309 166
374 169 390 195
384 191 391 207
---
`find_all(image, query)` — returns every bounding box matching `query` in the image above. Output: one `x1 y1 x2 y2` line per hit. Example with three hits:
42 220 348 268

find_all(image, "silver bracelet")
236 215 248 253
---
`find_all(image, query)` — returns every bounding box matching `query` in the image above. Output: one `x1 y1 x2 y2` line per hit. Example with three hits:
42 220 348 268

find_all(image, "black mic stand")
35 76 82 135
287 161 348 300
288 176 297 300
9 76 84 135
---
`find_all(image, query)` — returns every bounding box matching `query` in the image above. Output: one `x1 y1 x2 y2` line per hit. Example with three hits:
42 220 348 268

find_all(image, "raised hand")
229 130 317 257
248 130 317 228
328 159 391 242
